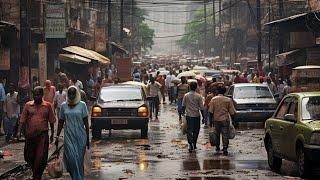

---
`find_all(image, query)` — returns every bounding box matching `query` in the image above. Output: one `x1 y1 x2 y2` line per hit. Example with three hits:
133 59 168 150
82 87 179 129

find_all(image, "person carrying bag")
208 86 236 156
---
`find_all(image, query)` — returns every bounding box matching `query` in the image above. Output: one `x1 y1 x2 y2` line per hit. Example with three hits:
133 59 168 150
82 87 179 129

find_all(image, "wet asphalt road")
43 103 306 179
2 103 318 179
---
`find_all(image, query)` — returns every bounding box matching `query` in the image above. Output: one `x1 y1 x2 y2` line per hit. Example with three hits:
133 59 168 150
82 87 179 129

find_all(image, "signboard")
38 43 47 86
95 28 106 52
18 66 29 88
116 58 132 81
45 3 66 38
0 48 10 70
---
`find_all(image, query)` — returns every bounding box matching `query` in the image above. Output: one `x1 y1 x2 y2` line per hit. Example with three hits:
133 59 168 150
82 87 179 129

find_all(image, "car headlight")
92 106 102 117
310 132 320 145
138 106 148 117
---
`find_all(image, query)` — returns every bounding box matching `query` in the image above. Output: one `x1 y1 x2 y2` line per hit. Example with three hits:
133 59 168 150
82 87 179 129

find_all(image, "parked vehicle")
91 85 149 139
264 92 320 177
226 83 277 126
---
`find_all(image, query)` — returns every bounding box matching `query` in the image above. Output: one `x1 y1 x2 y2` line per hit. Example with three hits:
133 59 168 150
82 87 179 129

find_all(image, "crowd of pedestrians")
132 66 292 156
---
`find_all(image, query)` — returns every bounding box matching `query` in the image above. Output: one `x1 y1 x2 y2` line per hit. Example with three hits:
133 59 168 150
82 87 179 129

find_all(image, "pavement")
0 103 315 179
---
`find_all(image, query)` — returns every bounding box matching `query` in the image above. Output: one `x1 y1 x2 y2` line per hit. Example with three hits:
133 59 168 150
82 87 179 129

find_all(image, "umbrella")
171 77 181 84
177 71 196 78
159 70 169 76
195 75 206 83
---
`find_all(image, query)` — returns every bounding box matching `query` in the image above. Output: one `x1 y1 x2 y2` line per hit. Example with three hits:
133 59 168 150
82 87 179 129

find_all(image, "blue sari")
59 101 88 180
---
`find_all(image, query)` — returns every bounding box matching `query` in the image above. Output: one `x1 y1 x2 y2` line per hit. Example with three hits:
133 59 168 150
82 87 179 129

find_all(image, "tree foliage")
133 6 155 51
177 8 221 55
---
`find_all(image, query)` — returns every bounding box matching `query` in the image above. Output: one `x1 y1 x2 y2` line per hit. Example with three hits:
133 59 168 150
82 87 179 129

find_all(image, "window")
227 86 234 96
287 97 298 120
233 86 273 99
275 97 291 119
99 87 143 102
302 96 320 120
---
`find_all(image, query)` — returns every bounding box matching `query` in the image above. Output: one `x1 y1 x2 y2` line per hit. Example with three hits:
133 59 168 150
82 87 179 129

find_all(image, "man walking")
209 86 236 155
3 84 19 142
182 82 204 153
166 71 176 104
0 77 6 136
17 87 56 180
147 77 162 120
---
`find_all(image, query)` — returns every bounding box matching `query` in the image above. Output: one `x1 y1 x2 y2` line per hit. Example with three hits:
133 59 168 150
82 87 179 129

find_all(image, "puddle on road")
237 122 264 130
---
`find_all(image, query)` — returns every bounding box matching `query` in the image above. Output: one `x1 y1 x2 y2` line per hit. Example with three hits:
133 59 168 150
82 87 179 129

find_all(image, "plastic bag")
47 156 63 178
84 149 92 176
229 121 236 139
180 116 187 135
209 129 217 146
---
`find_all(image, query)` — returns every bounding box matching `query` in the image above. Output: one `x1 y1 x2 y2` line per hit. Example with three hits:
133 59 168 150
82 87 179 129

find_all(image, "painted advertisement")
38 43 47 86
95 28 106 52
45 3 66 38
0 48 10 70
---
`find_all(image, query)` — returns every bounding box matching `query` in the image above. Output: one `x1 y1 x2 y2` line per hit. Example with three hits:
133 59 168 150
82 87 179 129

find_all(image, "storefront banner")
38 43 47 86
0 48 10 70
95 28 106 52
45 3 66 38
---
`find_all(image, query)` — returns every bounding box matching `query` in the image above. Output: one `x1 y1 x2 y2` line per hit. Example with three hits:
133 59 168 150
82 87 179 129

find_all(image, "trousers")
214 120 230 150
186 116 200 147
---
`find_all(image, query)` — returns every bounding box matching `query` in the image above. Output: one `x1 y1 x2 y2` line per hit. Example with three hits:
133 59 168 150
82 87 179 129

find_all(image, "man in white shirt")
165 71 176 104
54 84 67 116
147 77 162 120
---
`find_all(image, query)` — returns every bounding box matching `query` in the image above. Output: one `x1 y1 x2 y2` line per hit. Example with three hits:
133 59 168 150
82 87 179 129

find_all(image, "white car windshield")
234 86 273 99
302 96 320 120
99 88 143 102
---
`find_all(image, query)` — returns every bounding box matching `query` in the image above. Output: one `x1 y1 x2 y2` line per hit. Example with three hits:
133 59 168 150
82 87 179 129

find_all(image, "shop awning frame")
0 21 18 30
62 46 110 64
265 13 307 26
109 41 129 55
275 49 301 66
59 54 91 64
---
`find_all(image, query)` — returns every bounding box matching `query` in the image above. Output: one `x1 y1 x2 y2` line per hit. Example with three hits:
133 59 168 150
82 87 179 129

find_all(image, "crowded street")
2 0 320 180
1 103 315 179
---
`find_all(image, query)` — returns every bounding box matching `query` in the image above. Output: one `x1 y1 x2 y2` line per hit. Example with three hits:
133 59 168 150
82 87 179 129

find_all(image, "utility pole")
204 0 207 56
213 0 216 39
131 0 134 56
257 0 262 71
120 0 124 44
229 0 232 66
278 0 284 53
107 0 112 57
219 0 221 35
268 2 271 70
20 0 32 86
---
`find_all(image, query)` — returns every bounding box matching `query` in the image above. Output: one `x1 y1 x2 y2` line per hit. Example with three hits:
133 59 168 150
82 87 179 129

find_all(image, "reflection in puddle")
139 161 148 171
203 159 235 170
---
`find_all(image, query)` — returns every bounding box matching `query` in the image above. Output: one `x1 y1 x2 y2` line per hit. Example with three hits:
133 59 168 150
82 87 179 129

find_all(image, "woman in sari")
55 86 90 180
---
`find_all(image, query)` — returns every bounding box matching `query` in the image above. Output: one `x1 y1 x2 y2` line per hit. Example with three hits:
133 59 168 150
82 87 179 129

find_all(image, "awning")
110 42 129 55
59 54 91 64
276 49 301 66
0 21 17 30
63 46 110 64
69 28 92 37
265 13 307 26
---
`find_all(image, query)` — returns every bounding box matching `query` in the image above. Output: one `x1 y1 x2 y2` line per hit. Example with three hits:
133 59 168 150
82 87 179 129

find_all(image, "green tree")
138 22 155 50
177 8 221 55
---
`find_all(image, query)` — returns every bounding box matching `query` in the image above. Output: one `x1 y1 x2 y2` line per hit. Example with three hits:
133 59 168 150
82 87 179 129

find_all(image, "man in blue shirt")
0 77 7 136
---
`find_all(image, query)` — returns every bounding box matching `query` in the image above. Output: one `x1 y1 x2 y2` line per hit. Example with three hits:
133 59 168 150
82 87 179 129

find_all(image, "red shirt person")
17 87 56 180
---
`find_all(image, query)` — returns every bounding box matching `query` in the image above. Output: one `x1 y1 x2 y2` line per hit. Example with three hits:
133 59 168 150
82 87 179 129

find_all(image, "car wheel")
92 128 102 140
141 125 148 139
297 145 311 178
266 139 282 172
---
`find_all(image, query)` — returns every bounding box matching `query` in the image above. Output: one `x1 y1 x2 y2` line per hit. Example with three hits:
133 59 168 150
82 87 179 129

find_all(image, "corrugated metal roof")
264 13 307 26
